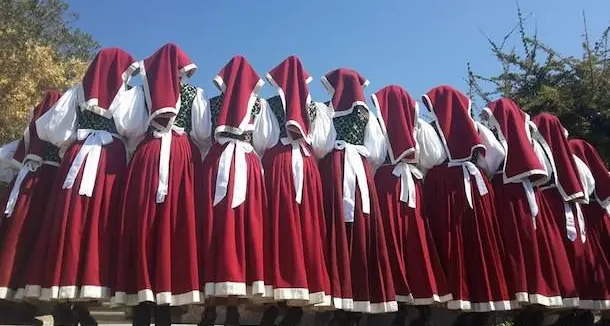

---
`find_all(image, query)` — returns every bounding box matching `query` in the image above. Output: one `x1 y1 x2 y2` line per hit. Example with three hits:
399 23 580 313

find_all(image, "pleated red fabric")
577 202 610 309
319 150 397 313
113 133 201 306
538 188 580 306
569 139 610 309
261 143 331 307
490 176 564 306
423 164 512 311
375 168 451 304
199 141 267 298
0 164 58 300
24 139 126 301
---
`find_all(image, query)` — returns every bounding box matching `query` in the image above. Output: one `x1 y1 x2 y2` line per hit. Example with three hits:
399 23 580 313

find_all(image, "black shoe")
260 306 279 326
391 305 408 326
410 306 430 326
74 304 98 326
153 305 171 326
225 306 240 326
132 303 153 326
198 306 217 326
52 303 77 326
595 319 610 326
279 307 304 326
345 312 362 326
327 310 347 326
575 310 595 326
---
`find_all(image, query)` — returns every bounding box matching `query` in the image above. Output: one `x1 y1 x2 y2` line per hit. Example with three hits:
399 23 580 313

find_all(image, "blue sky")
67 0 609 109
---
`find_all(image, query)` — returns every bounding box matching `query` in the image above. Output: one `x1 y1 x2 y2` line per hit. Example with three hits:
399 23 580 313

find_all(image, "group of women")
0 43 609 326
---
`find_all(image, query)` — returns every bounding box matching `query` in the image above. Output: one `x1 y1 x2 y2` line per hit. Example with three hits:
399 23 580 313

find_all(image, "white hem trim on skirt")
514 292 563 307
260 286 330 306
36 285 111 301
204 281 266 298
448 299 517 312
579 299 610 310
112 289 201 306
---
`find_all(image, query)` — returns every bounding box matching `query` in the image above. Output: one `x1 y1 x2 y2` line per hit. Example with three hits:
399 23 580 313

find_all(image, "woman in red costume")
316 68 397 326
531 112 586 324
24 48 143 325
421 86 513 326
569 138 610 324
482 99 579 326
112 43 203 326
197 56 273 326
0 91 61 325
257 56 332 326
371 85 451 326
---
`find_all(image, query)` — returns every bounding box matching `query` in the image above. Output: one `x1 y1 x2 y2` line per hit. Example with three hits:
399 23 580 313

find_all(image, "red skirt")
22 138 125 301
575 202 610 309
199 141 266 299
374 165 451 305
260 144 331 307
491 176 564 306
318 150 397 314
0 164 58 300
423 164 512 312
539 187 581 307
113 133 201 306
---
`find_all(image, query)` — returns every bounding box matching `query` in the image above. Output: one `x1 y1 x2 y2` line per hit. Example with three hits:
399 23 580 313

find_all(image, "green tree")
467 6 610 163
0 0 99 144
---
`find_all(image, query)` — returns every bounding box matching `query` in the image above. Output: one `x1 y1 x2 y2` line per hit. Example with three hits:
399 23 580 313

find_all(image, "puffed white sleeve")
364 110 387 169
573 155 595 204
416 119 447 173
35 84 80 147
112 86 148 153
252 98 280 156
309 102 336 159
476 121 505 176
190 87 213 158
0 140 20 183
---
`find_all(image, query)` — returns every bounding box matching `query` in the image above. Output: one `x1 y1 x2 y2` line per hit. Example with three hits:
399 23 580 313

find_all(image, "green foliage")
468 5 610 163
0 0 98 144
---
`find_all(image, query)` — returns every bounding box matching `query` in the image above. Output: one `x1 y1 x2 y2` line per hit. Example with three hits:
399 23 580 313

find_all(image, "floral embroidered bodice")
43 141 60 163
174 82 197 132
332 105 369 146
266 95 317 138
77 109 117 133
209 94 262 143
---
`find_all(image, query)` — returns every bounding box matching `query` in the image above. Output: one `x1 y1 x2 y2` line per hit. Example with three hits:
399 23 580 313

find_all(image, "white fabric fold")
280 137 311 204
152 126 184 203
213 137 254 208
4 164 33 217
62 129 114 197
522 179 539 228
563 202 578 242
335 140 370 222
392 162 423 208
448 161 489 208
575 203 586 243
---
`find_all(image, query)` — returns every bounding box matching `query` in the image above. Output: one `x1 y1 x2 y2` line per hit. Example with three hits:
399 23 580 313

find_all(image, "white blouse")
34 83 147 197
35 83 148 149
0 140 20 183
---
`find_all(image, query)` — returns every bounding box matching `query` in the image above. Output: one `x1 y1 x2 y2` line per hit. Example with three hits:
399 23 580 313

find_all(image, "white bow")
63 129 114 197
153 126 185 203
281 137 311 204
335 141 370 222
4 159 39 217
214 137 255 208
392 162 423 208
563 202 586 243
448 161 489 208
522 179 539 228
